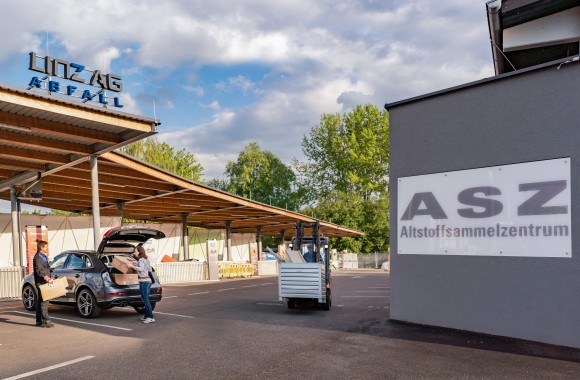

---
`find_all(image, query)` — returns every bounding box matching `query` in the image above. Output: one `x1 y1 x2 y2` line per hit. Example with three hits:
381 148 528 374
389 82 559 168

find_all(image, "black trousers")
35 284 49 324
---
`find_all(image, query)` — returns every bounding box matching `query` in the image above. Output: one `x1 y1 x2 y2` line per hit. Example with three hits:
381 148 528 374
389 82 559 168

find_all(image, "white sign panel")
397 158 571 257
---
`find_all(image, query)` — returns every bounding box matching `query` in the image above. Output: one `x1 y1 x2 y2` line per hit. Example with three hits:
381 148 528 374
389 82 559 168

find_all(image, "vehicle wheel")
287 299 296 309
134 302 156 314
321 289 331 311
22 285 36 311
76 288 102 318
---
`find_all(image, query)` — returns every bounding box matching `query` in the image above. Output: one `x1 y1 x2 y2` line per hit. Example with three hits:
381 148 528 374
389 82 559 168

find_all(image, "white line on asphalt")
10 311 133 331
368 287 389 289
340 296 388 298
241 285 257 288
0 306 20 311
356 291 388 293
217 288 236 292
154 311 196 319
256 302 282 306
261 282 274 285
188 291 210 295
3 355 95 380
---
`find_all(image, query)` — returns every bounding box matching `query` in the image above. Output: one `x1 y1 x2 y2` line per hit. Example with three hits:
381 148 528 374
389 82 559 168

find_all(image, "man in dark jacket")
33 240 54 328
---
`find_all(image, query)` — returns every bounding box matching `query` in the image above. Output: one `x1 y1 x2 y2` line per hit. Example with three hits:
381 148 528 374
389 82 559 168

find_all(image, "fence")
337 253 388 269
0 267 24 299
153 262 207 283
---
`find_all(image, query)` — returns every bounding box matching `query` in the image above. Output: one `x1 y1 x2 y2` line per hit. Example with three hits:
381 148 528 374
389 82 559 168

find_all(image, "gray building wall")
387 58 580 348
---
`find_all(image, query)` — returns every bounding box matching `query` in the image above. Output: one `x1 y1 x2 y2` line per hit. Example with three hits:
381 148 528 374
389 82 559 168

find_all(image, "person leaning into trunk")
33 240 54 328
131 245 155 324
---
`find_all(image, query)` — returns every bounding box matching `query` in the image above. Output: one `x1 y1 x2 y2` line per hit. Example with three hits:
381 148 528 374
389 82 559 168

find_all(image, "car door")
58 253 94 302
48 253 70 300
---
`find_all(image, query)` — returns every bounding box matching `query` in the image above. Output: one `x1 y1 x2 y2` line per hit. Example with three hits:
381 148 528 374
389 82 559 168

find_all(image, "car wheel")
76 288 102 319
287 298 296 309
134 302 156 314
22 284 36 311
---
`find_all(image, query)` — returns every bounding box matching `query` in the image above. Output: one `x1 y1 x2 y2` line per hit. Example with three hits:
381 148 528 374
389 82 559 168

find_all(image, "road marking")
262 282 274 285
3 355 95 380
10 311 133 331
340 296 388 298
154 311 196 319
217 288 236 292
356 291 388 293
241 285 257 288
0 306 21 311
256 302 282 306
368 287 389 289
188 291 210 295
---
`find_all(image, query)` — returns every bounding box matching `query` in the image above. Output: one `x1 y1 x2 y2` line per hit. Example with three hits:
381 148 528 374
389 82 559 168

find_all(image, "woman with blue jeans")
132 246 155 323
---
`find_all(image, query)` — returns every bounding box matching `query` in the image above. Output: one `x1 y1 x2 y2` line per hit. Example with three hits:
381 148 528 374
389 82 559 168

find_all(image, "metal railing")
0 267 24 299
153 262 207 283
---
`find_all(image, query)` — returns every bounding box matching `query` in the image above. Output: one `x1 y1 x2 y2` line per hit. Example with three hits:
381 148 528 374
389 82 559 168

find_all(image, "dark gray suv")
21 226 165 318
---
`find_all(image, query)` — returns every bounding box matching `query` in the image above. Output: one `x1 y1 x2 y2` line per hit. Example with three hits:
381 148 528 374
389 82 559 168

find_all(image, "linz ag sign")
397 158 571 257
27 52 124 108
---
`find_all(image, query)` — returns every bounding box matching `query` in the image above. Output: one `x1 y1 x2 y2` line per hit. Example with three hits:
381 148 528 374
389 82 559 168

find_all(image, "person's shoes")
35 322 44 327
43 321 55 328
140 316 147 321
142 317 155 324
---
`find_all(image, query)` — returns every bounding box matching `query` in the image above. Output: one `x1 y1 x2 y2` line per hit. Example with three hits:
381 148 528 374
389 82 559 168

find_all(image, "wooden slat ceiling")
0 84 363 238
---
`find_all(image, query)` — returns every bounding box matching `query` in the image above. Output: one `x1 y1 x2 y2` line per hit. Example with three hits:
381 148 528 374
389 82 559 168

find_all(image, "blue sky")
0 0 494 181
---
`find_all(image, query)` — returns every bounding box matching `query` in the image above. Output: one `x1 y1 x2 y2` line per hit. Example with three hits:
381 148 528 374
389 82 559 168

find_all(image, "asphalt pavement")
1 270 579 379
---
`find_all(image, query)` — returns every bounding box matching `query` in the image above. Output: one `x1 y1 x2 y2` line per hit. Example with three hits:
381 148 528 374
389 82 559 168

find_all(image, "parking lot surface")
1 270 579 379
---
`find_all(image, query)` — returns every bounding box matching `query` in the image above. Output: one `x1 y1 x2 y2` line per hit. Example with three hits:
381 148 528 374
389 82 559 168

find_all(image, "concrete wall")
388 59 580 348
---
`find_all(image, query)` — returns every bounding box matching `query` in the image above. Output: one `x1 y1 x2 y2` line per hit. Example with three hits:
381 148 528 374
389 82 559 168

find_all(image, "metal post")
182 213 189 260
256 226 262 261
117 201 124 226
10 186 20 268
225 220 232 261
90 155 102 250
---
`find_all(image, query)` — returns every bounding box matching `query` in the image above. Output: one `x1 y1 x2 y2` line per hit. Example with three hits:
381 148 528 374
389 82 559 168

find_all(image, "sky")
0 0 495 181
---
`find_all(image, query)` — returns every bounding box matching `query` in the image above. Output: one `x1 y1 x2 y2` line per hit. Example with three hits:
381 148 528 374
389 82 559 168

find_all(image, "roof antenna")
46 31 52 91
153 100 158 126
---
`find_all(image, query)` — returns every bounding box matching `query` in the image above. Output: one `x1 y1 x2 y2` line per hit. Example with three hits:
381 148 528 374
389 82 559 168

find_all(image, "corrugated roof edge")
384 55 580 110
0 82 159 126
108 151 365 236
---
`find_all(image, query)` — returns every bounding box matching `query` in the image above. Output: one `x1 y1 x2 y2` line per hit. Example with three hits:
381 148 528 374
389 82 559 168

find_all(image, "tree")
299 104 389 201
297 104 390 252
223 142 302 210
119 137 203 181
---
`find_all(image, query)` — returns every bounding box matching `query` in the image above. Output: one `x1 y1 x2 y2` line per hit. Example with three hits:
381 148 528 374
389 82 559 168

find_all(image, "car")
21 226 166 319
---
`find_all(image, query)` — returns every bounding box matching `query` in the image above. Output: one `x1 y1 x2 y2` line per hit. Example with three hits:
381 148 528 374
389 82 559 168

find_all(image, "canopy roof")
0 84 363 238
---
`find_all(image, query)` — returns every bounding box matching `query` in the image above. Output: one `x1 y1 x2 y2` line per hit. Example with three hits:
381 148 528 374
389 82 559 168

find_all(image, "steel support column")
182 213 189 260
90 155 102 249
256 226 262 261
225 220 232 261
117 201 124 226
10 186 20 268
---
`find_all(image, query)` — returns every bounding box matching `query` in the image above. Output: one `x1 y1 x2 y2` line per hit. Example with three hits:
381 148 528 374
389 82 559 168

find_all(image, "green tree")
119 137 203 181
223 142 302 210
297 104 390 252
299 104 389 201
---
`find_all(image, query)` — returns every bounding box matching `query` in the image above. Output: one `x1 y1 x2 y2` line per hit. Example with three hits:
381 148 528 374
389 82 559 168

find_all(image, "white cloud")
199 101 221 111
182 85 204 96
0 0 496 180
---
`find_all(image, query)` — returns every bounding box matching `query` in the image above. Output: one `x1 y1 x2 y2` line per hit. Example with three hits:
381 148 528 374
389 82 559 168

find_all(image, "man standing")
33 240 54 328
